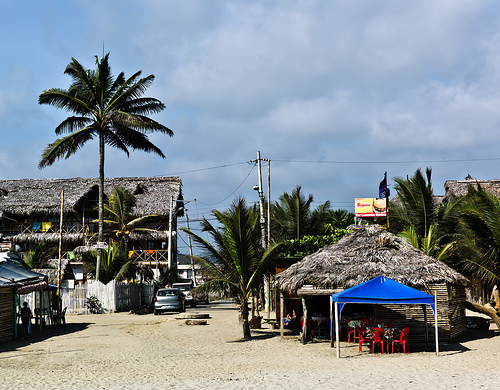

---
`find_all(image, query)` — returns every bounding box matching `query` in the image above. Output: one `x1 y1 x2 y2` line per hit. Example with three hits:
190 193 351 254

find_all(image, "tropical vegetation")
390 168 500 328
102 186 158 252
452 184 500 328
389 168 458 261
10 242 57 270
271 185 331 241
38 53 173 281
82 242 138 285
181 197 284 339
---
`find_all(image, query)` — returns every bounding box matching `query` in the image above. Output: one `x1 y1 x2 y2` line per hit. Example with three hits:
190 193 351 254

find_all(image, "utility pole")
253 151 272 318
167 195 174 274
185 211 196 286
256 151 266 248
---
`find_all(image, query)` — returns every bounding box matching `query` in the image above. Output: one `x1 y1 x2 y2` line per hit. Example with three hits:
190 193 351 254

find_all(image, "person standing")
20 302 32 340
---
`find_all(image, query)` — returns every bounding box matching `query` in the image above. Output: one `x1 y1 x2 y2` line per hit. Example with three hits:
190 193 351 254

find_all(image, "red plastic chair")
347 326 358 343
392 327 410 353
360 318 372 330
371 327 385 354
357 326 371 352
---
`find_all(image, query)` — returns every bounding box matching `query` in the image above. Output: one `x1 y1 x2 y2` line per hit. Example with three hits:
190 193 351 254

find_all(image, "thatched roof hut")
274 226 469 344
0 176 182 218
275 225 469 292
0 176 182 248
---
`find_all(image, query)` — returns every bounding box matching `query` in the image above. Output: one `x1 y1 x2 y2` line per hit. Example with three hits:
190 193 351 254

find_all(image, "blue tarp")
332 275 435 310
331 275 439 357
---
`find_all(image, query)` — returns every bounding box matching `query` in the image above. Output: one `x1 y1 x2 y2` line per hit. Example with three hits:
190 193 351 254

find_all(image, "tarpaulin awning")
331 276 439 358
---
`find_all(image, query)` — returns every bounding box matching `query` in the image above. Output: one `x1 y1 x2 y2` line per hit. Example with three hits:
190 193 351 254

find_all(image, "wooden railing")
132 249 169 264
2 222 97 236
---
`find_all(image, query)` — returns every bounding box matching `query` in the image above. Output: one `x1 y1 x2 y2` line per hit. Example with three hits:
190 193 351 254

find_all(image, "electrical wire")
194 162 257 206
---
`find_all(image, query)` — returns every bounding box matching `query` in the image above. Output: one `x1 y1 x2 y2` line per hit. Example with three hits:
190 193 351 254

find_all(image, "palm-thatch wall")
0 282 16 343
274 225 470 344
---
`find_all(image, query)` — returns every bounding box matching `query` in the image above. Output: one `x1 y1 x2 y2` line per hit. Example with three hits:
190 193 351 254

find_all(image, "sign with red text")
355 198 387 217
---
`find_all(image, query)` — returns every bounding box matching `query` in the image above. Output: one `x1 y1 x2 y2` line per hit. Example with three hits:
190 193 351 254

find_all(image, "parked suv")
153 288 185 314
172 282 196 308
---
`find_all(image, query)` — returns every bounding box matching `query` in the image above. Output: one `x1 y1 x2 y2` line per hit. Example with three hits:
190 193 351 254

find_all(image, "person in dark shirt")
20 302 32 340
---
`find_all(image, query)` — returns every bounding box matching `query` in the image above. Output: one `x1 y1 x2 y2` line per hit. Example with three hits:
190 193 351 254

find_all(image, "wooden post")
57 190 64 297
301 297 308 344
280 292 284 339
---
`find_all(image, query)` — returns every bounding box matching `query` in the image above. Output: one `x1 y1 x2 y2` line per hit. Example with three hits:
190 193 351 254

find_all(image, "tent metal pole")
434 294 439 356
335 302 340 358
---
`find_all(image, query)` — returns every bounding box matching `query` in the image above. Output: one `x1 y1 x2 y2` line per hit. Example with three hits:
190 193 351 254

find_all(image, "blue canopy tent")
331 276 438 358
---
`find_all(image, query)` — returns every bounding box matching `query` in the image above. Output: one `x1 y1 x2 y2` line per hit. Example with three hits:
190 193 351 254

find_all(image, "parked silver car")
153 288 185 314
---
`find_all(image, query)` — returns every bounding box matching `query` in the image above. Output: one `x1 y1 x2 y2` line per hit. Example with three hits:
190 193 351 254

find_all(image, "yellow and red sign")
355 198 387 217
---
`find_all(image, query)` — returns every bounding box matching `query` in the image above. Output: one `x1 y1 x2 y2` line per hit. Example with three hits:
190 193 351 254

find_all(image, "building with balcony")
0 176 183 277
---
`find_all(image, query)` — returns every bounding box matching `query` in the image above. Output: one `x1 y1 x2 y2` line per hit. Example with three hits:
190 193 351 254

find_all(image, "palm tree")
82 242 137 285
103 186 158 253
390 167 458 261
181 197 283 339
326 209 354 229
453 184 500 328
16 242 58 269
38 53 173 281
271 185 331 240
391 167 436 237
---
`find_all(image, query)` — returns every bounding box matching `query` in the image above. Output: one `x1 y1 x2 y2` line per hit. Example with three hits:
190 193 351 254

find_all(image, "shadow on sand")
0 322 91 354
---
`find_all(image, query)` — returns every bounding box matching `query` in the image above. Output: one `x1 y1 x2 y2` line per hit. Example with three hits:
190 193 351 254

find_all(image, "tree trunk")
465 286 500 329
241 302 251 340
96 132 105 281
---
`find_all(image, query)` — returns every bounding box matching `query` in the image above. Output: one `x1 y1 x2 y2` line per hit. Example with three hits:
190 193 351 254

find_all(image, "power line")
194 163 257 206
272 157 500 164
162 161 250 176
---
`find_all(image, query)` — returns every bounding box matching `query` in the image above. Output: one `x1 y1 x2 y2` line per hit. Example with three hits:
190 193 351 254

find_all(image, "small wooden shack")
274 225 470 344
0 280 16 342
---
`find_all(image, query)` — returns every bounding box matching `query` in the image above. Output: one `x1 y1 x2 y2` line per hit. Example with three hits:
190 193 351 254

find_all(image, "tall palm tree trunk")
96 133 105 281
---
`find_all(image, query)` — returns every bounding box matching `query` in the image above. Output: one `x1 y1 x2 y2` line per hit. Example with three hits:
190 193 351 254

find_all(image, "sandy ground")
0 300 498 390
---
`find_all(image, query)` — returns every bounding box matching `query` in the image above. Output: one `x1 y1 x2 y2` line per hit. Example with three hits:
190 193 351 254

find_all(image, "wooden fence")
61 281 155 314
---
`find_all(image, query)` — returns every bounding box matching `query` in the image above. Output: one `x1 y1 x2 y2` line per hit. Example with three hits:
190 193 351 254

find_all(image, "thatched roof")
444 177 500 200
0 176 182 217
274 225 469 292
11 233 83 244
32 259 75 285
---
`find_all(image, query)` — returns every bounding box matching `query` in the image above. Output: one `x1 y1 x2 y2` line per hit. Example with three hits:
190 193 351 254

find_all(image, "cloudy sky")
2 1 500 250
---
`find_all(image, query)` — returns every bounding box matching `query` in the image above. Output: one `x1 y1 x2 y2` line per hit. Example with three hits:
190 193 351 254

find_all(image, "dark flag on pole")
379 172 390 198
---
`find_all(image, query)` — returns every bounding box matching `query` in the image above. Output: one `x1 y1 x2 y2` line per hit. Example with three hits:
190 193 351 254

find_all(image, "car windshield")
157 290 177 297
